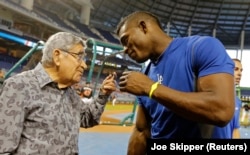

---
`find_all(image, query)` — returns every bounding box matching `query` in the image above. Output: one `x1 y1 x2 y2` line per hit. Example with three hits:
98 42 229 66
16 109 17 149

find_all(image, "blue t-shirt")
138 35 234 138
212 96 242 138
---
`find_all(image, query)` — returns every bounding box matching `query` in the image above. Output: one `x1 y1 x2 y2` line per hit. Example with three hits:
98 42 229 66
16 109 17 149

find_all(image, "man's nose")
80 61 88 70
238 71 242 76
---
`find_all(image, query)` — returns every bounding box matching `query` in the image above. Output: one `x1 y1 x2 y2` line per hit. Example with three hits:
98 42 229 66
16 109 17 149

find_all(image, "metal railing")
4 41 44 79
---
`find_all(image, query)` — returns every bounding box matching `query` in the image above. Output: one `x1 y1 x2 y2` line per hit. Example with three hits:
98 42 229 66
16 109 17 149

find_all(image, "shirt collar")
34 62 54 88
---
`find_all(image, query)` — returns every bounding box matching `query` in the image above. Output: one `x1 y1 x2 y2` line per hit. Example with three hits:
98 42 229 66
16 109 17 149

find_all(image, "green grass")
105 102 136 111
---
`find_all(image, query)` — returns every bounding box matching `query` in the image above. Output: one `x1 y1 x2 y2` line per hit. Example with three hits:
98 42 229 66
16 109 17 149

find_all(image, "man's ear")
139 20 148 33
53 49 61 66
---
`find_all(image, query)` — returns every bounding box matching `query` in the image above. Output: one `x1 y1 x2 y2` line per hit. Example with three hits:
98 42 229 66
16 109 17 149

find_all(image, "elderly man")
0 32 116 154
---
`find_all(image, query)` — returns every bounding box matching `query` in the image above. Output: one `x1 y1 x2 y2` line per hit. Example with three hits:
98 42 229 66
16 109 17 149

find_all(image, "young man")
0 32 117 154
116 11 235 154
81 82 94 104
212 58 243 138
232 59 243 138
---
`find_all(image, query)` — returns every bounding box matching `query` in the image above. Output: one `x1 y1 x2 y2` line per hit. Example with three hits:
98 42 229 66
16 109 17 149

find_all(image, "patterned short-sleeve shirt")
0 63 108 154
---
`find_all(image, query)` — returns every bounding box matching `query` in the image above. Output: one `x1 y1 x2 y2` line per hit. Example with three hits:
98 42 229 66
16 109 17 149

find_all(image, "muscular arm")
127 105 151 155
152 73 234 127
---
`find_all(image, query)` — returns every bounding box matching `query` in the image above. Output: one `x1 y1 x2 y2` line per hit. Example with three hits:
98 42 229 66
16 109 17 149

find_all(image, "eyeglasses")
60 49 86 62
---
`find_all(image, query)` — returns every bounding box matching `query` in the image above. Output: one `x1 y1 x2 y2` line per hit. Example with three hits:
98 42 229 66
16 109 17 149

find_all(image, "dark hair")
116 11 163 35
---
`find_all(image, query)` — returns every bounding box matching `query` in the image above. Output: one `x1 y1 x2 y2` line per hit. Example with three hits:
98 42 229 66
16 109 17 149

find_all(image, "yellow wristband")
149 82 159 98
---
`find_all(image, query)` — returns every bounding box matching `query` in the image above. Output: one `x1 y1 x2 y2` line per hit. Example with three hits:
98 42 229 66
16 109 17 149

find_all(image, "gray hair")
41 32 85 66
